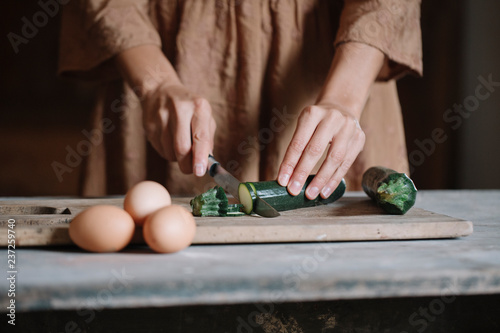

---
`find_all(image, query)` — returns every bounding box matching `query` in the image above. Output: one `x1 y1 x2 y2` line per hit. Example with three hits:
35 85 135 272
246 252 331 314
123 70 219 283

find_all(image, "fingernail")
194 163 205 177
306 186 319 199
321 186 332 198
289 181 302 195
278 173 290 186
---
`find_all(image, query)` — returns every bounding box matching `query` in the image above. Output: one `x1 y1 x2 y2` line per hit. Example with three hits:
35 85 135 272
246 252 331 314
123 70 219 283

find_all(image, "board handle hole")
0 206 71 215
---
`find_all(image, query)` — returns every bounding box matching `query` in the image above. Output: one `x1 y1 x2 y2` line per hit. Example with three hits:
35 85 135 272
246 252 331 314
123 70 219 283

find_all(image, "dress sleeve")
58 0 161 81
335 0 423 80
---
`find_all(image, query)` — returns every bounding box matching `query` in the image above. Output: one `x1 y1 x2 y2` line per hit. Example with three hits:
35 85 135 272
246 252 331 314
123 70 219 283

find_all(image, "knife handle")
207 154 219 177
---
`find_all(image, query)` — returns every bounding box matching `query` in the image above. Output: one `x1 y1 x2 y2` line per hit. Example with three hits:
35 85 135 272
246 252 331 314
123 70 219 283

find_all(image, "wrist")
314 99 363 121
115 44 181 97
315 42 385 120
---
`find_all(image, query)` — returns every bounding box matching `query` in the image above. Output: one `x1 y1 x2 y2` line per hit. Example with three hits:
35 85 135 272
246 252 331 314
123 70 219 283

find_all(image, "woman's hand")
278 104 365 199
277 42 386 199
115 45 216 176
141 82 216 176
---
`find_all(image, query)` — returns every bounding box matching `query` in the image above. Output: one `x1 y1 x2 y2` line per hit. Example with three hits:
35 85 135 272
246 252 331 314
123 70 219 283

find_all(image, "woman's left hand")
277 42 386 200
277 103 365 200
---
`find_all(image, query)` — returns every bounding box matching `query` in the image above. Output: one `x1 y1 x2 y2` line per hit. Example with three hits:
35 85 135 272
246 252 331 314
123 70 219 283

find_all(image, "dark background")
1 0 499 196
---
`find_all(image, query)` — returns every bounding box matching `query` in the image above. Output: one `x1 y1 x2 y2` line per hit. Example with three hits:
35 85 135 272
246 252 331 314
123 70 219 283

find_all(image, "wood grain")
0 196 473 246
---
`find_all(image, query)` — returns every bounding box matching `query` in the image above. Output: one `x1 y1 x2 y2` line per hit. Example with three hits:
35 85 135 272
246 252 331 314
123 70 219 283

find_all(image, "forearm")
114 44 181 97
316 42 386 119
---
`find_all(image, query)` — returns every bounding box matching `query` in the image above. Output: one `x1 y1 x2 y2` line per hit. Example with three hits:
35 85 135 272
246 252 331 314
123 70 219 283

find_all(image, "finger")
171 100 195 174
288 115 344 197
142 92 166 159
277 106 324 187
146 118 166 160
320 127 365 199
191 98 214 177
305 118 358 199
154 106 176 161
160 122 176 161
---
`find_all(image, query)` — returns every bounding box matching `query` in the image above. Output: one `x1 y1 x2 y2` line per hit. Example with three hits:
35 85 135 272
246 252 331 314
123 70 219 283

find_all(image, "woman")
58 0 422 198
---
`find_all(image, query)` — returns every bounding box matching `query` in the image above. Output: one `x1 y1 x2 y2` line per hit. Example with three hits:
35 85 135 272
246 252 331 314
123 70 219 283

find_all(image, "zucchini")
226 204 245 216
238 175 346 214
361 166 417 215
226 210 246 217
190 186 244 217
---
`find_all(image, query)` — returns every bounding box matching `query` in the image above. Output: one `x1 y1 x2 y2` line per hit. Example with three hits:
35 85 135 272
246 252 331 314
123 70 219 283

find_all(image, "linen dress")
58 0 422 196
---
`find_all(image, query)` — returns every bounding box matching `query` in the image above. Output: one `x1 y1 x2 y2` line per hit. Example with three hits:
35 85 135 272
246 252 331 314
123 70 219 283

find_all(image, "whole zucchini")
238 175 346 214
362 166 417 215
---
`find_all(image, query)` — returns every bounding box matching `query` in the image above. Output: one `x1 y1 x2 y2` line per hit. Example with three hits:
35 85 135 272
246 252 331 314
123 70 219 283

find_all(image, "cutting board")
0 195 473 246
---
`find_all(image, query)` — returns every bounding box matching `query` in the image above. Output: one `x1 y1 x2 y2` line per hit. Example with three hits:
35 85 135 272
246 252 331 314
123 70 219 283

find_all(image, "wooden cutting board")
0 195 473 246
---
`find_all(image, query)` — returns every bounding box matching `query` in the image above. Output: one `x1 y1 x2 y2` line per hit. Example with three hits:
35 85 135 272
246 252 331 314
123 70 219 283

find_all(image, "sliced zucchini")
362 166 417 215
226 211 246 217
227 204 244 213
238 183 257 214
238 175 346 214
190 186 244 217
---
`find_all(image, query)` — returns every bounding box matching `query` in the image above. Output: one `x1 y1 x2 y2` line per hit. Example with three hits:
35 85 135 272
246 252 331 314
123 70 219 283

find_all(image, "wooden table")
1 191 500 332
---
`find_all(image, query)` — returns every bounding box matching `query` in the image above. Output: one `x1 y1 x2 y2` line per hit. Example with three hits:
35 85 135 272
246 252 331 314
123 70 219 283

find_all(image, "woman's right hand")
141 82 216 177
115 45 216 177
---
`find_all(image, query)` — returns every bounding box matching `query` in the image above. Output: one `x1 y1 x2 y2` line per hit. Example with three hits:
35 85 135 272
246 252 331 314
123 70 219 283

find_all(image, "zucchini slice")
190 186 244 217
238 175 346 214
238 183 257 215
362 166 417 215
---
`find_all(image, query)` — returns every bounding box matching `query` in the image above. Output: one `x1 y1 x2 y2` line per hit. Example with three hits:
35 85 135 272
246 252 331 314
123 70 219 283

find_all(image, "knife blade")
207 155 241 200
207 155 280 218
252 194 281 218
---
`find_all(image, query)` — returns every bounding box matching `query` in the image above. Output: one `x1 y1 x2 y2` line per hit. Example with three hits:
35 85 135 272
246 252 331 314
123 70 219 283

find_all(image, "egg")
69 205 135 253
124 181 172 226
143 205 196 253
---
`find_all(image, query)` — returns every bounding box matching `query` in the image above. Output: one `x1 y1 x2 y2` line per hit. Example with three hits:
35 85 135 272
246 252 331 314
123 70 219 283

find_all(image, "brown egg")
143 205 197 253
124 181 172 226
69 205 135 253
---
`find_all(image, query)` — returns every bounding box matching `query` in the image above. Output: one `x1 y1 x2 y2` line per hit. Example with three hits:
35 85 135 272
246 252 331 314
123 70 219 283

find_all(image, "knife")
207 155 280 218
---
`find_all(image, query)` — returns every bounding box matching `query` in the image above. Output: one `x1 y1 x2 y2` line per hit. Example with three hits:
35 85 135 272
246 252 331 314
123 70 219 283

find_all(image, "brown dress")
58 0 422 196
